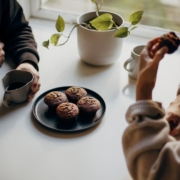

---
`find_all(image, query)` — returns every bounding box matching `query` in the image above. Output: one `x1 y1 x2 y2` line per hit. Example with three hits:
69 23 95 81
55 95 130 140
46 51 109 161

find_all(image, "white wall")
17 0 30 19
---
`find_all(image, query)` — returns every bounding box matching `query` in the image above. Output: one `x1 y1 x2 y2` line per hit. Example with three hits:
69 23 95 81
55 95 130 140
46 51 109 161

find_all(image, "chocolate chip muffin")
56 102 79 120
77 96 101 114
65 86 87 103
44 91 68 108
158 32 180 54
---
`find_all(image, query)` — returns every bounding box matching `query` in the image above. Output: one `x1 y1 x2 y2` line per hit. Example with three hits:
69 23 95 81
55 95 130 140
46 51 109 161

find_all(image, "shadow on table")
122 76 136 100
31 112 104 139
76 60 114 77
0 102 28 118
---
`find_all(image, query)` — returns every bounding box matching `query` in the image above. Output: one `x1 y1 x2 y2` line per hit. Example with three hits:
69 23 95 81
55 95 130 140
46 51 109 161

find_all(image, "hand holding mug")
16 63 41 101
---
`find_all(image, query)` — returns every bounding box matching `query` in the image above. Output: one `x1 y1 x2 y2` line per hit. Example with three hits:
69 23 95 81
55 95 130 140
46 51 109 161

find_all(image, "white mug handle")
123 57 134 72
3 92 12 107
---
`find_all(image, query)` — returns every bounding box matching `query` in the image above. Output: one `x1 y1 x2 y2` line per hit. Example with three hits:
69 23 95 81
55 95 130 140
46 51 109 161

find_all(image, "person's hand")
16 63 41 101
136 38 168 100
0 42 5 67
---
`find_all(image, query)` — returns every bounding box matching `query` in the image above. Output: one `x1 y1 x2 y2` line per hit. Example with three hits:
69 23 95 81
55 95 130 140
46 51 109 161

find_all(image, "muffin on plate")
77 96 101 115
56 102 79 121
44 91 67 109
158 32 180 54
65 86 87 103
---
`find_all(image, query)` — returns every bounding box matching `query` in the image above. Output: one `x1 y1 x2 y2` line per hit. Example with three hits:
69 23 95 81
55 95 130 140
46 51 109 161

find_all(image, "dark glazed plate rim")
32 86 106 132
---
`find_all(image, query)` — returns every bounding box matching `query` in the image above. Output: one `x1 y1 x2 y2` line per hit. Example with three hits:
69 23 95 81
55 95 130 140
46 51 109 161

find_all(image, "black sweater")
0 0 39 70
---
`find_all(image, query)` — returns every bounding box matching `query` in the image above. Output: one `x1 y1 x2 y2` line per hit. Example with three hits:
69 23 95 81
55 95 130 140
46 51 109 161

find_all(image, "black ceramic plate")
32 86 106 132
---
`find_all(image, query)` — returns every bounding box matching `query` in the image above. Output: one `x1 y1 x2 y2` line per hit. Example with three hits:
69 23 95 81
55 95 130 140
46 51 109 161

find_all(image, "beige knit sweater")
122 100 180 180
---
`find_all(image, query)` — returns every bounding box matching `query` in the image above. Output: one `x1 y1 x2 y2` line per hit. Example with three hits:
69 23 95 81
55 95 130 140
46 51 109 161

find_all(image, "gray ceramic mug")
124 45 145 80
2 70 33 107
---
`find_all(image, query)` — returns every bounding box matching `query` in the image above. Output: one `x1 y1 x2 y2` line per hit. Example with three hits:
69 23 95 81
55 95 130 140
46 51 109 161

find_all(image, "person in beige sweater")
122 37 180 180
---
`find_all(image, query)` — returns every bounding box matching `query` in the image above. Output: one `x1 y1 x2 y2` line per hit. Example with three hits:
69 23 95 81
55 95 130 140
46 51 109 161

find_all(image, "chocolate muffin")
65 86 87 103
158 32 180 54
44 91 67 108
56 102 79 120
77 96 101 114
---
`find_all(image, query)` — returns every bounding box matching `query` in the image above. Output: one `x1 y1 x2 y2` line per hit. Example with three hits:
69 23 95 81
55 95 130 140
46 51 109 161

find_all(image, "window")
31 0 180 36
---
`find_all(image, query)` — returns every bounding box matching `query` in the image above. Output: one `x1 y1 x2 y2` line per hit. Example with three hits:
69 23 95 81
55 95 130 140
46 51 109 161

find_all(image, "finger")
0 50 5 57
0 42 4 49
28 93 35 101
152 46 168 65
0 56 5 67
142 38 160 58
31 79 41 92
30 73 40 90
151 43 160 54
28 87 40 101
146 37 160 51
28 79 41 101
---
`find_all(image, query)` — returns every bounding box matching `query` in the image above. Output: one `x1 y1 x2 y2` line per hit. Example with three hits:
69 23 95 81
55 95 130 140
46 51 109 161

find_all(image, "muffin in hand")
158 32 180 54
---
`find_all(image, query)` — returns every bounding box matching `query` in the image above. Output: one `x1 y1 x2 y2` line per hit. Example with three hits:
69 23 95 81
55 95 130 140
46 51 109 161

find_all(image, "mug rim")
2 69 33 92
132 45 145 56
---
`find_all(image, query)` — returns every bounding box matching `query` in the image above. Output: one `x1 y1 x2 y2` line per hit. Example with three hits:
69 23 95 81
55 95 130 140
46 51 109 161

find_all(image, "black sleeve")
0 0 39 70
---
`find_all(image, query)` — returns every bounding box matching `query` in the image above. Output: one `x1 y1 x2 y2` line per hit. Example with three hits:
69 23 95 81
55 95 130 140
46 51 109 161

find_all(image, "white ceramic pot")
77 11 124 66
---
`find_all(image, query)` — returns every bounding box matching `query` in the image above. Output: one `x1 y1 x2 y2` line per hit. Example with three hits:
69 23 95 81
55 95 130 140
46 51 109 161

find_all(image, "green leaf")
128 11 144 25
114 27 130 38
91 0 96 3
50 34 61 46
56 15 65 32
42 40 49 49
90 13 113 30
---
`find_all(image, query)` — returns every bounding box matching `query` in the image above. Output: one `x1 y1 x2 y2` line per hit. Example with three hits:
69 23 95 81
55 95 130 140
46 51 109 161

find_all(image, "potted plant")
43 0 143 66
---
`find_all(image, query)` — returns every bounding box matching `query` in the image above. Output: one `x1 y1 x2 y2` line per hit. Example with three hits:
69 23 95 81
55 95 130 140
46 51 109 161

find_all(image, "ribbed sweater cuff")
16 52 39 71
126 100 165 123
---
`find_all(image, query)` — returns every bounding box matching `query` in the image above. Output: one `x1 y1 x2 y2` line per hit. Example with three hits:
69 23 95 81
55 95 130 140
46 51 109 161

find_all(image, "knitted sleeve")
122 100 180 180
0 0 39 70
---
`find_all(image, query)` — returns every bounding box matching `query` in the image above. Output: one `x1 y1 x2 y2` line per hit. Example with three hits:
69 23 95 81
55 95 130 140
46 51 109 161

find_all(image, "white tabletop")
0 18 180 180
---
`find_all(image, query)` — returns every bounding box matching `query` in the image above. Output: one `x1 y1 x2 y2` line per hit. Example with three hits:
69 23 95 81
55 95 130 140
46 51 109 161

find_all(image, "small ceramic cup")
2 70 33 107
123 45 145 80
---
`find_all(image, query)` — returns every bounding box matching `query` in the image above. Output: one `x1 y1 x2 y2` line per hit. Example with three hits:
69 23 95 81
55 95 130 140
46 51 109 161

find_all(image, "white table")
0 18 180 180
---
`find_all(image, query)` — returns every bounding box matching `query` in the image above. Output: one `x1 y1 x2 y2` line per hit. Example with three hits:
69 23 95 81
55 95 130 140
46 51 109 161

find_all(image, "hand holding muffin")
151 31 180 55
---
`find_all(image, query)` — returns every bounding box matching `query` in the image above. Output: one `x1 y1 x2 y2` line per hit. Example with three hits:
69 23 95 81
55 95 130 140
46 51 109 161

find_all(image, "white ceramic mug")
124 45 145 80
2 70 33 107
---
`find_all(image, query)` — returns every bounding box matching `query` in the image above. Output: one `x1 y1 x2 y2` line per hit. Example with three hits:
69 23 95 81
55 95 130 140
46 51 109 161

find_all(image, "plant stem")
81 23 91 29
62 34 68 38
112 21 119 30
95 1 99 16
57 24 80 46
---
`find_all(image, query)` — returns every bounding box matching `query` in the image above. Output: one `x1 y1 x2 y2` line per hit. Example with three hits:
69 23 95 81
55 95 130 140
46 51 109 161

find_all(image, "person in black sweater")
0 0 40 101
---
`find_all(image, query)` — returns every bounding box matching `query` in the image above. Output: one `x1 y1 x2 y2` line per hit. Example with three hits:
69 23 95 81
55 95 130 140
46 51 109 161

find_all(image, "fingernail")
28 97 32 101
